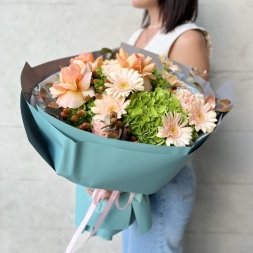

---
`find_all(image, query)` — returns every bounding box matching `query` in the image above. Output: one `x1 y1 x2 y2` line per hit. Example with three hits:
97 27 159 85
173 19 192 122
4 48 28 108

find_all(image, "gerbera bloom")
105 68 144 99
116 47 156 90
157 112 192 147
50 63 94 108
189 98 217 133
91 119 108 138
91 94 130 121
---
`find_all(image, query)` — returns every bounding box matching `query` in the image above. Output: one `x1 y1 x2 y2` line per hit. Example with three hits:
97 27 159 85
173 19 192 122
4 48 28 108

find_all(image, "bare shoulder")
173 29 205 48
168 29 209 79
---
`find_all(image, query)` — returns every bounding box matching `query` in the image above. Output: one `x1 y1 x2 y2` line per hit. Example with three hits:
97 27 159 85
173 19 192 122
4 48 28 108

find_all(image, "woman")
121 1 211 253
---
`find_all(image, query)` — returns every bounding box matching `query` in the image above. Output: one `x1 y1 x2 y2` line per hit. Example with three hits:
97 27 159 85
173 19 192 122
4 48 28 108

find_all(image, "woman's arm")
168 30 210 81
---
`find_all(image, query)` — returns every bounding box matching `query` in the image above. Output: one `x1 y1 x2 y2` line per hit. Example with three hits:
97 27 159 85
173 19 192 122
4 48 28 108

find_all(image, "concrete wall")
1 0 252 252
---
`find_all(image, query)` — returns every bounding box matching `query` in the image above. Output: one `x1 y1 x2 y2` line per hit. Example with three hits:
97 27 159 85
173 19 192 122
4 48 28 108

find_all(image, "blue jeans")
122 163 196 253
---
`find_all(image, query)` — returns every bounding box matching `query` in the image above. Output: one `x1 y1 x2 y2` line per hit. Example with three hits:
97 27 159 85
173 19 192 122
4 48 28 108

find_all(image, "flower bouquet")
20 43 234 251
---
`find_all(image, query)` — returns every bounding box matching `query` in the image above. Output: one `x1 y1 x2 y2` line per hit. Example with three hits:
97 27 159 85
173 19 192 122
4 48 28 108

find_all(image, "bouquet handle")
65 189 134 253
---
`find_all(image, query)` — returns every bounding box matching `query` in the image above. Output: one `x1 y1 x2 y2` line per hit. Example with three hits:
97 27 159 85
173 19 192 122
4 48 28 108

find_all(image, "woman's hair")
142 0 198 33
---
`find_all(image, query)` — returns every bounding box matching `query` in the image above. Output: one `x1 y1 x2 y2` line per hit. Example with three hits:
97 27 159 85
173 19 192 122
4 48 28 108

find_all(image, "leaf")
220 99 231 105
40 87 48 98
45 83 53 88
101 48 113 54
110 51 118 60
215 105 233 112
44 107 61 118
32 90 44 103
186 76 195 83
48 102 59 109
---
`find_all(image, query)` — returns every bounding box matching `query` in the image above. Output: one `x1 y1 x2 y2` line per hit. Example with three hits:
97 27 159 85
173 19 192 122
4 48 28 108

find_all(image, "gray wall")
1 0 252 252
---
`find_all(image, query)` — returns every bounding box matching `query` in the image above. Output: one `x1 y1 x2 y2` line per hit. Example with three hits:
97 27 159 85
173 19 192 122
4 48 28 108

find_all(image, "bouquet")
20 43 234 251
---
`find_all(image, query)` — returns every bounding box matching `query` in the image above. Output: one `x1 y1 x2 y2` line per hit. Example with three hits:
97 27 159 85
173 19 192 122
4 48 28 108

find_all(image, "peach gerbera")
116 47 156 90
50 63 94 108
157 112 192 147
105 68 144 99
91 94 130 121
189 98 217 133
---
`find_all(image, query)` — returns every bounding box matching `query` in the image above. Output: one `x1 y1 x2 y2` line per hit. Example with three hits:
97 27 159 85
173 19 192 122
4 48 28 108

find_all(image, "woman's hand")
86 188 113 200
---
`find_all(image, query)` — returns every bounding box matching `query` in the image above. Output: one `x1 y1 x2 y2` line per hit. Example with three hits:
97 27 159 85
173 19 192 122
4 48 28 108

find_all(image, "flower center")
196 111 206 123
116 78 131 91
120 82 129 89
107 105 118 114
169 125 181 137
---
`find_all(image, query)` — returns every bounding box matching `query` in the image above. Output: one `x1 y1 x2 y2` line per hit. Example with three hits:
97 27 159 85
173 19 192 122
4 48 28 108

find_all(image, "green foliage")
151 70 168 89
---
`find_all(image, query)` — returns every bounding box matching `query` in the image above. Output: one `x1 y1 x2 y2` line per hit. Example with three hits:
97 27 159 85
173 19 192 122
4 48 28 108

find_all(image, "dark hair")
142 0 198 34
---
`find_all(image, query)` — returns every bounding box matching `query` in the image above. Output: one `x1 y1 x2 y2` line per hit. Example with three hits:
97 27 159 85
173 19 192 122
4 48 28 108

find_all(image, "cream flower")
91 94 130 121
163 71 185 87
91 119 108 138
174 89 203 113
189 98 217 133
101 59 122 77
105 68 144 99
159 55 181 72
50 63 94 108
157 112 192 147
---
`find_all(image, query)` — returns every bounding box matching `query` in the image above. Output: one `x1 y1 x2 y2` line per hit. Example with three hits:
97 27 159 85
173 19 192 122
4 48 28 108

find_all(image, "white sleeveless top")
128 23 211 56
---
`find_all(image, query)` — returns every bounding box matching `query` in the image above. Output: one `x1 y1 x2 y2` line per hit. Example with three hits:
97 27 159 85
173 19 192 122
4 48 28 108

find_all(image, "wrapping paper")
20 43 234 240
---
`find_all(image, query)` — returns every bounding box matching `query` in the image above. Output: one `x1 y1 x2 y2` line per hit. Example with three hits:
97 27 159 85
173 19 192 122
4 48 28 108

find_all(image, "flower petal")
205 95 216 110
78 65 92 91
61 65 81 86
71 59 86 70
95 55 103 67
143 56 152 66
73 52 95 63
81 87 95 98
49 86 67 98
56 90 84 108
119 47 128 60
142 63 156 73
116 53 130 68
127 54 142 71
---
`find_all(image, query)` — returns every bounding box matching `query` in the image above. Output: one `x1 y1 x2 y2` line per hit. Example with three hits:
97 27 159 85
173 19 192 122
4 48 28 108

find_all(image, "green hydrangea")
123 88 187 145
150 69 170 89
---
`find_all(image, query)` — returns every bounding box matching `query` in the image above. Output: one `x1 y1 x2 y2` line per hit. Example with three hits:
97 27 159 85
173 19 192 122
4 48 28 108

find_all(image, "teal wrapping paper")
20 43 234 240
